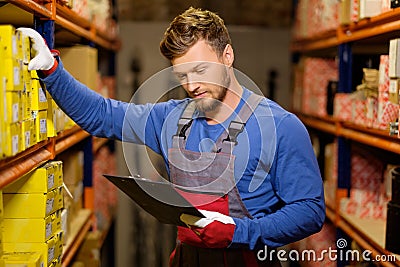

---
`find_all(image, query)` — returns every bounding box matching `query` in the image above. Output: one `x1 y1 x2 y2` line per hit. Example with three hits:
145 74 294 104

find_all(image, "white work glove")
17 27 55 71
180 209 235 228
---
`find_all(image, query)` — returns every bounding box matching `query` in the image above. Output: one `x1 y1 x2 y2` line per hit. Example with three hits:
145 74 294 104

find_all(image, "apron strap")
218 93 264 153
173 100 196 148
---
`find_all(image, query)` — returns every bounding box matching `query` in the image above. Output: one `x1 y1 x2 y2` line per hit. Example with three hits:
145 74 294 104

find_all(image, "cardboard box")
74 231 101 267
57 150 84 186
3 122 21 158
5 91 22 124
21 34 31 64
4 161 63 194
58 46 98 90
32 110 47 143
359 0 382 19
21 119 36 151
47 98 58 137
30 79 48 111
389 78 400 104
3 187 63 218
3 210 62 242
3 252 43 267
21 86 32 121
1 58 24 92
0 25 22 59
389 39 400 78
4 231 63 266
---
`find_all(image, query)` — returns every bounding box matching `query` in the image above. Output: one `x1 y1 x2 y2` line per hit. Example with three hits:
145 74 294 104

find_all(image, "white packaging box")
389 39 400 78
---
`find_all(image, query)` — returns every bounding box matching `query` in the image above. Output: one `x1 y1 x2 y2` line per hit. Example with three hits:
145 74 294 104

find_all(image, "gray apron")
168 93 281 267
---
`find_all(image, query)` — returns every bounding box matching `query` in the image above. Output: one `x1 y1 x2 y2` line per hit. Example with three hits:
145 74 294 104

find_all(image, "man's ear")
222 44 234 67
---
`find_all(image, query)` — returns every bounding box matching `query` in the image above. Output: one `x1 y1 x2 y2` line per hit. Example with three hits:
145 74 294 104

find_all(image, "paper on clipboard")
103 174 204 227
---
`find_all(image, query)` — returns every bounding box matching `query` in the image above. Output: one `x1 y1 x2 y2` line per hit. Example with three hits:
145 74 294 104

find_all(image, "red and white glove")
180 210 236 248
17 27 57 73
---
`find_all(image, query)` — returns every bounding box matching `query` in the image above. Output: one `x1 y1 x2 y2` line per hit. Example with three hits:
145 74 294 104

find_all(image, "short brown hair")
160 7 231 60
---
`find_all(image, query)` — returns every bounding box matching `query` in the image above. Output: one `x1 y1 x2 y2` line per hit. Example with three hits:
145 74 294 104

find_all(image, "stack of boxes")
57 150 84 245
0 24 76 160
2 161 65 267
0 25 24 158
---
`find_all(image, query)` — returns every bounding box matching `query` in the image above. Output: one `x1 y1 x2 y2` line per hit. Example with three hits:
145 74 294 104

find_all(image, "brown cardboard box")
58 46 98 91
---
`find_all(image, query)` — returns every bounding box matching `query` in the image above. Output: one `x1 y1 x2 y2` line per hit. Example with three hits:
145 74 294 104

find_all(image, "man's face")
172 40 230 113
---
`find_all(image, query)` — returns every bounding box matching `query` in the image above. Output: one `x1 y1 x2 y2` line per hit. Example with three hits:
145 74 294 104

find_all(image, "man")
19 7 325 267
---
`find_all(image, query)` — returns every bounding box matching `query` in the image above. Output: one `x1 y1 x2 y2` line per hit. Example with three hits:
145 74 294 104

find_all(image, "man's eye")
176 74 186 80
196 68 206 74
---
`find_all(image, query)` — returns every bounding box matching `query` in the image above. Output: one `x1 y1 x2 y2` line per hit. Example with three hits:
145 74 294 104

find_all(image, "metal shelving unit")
1 1 118 265
292 6 400 267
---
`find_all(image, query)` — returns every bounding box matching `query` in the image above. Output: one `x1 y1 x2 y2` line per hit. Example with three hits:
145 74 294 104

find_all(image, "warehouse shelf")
296 113 400 154
3 0 120 50
291 30 340 52
62 209 94 267
0 141 52 188
338 211 400 267
292 8 400 52
55 126 91 155
0 127 90 190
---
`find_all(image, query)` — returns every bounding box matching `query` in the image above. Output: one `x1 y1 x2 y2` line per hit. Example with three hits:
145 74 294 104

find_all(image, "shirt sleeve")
231 113 326 249
41 59 154 145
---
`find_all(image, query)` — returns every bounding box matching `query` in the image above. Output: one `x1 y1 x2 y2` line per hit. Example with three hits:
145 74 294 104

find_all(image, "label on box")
38 87 46 103
46 198 54 215
45 222 52 239
48 247 54 264
12 35 17 56
12 135 18 155
40 118 46 133
13 66 20 86
25 130 30 147
12 103 18 122
389 79 398 93
48 174 54 190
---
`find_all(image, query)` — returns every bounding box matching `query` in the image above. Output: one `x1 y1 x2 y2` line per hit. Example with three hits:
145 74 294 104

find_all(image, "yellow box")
5 91 22 124
1 58 24 92
21 87 32 121
2 122 21 158
0 189 3 218
3 210 62 242
58 46 98 90
30 70 39 80
4 161 63 194
3 252 43 267
47 98 58 137
4 231 63 266
3 187 64 218
0 25 22 59
21 119 36 150
21 34 31 64
33 110 47 143
30 79 48 111
53 161 63 184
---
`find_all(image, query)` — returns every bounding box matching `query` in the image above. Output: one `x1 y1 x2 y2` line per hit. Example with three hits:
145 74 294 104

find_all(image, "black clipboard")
103 174 204 227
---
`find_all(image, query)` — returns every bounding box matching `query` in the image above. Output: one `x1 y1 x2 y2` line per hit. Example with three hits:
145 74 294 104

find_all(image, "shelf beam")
297 113 400 154
55 128 91 155
0 145 52 188
5 0 119 51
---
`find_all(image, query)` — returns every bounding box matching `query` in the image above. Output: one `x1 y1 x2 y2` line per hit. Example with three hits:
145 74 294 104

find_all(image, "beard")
194 68 231 113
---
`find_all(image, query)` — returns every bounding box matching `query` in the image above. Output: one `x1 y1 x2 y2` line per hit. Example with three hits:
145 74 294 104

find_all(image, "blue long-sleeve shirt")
42 60 325 249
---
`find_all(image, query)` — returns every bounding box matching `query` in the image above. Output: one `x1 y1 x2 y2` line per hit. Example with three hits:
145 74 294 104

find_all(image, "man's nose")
185 73 199 92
